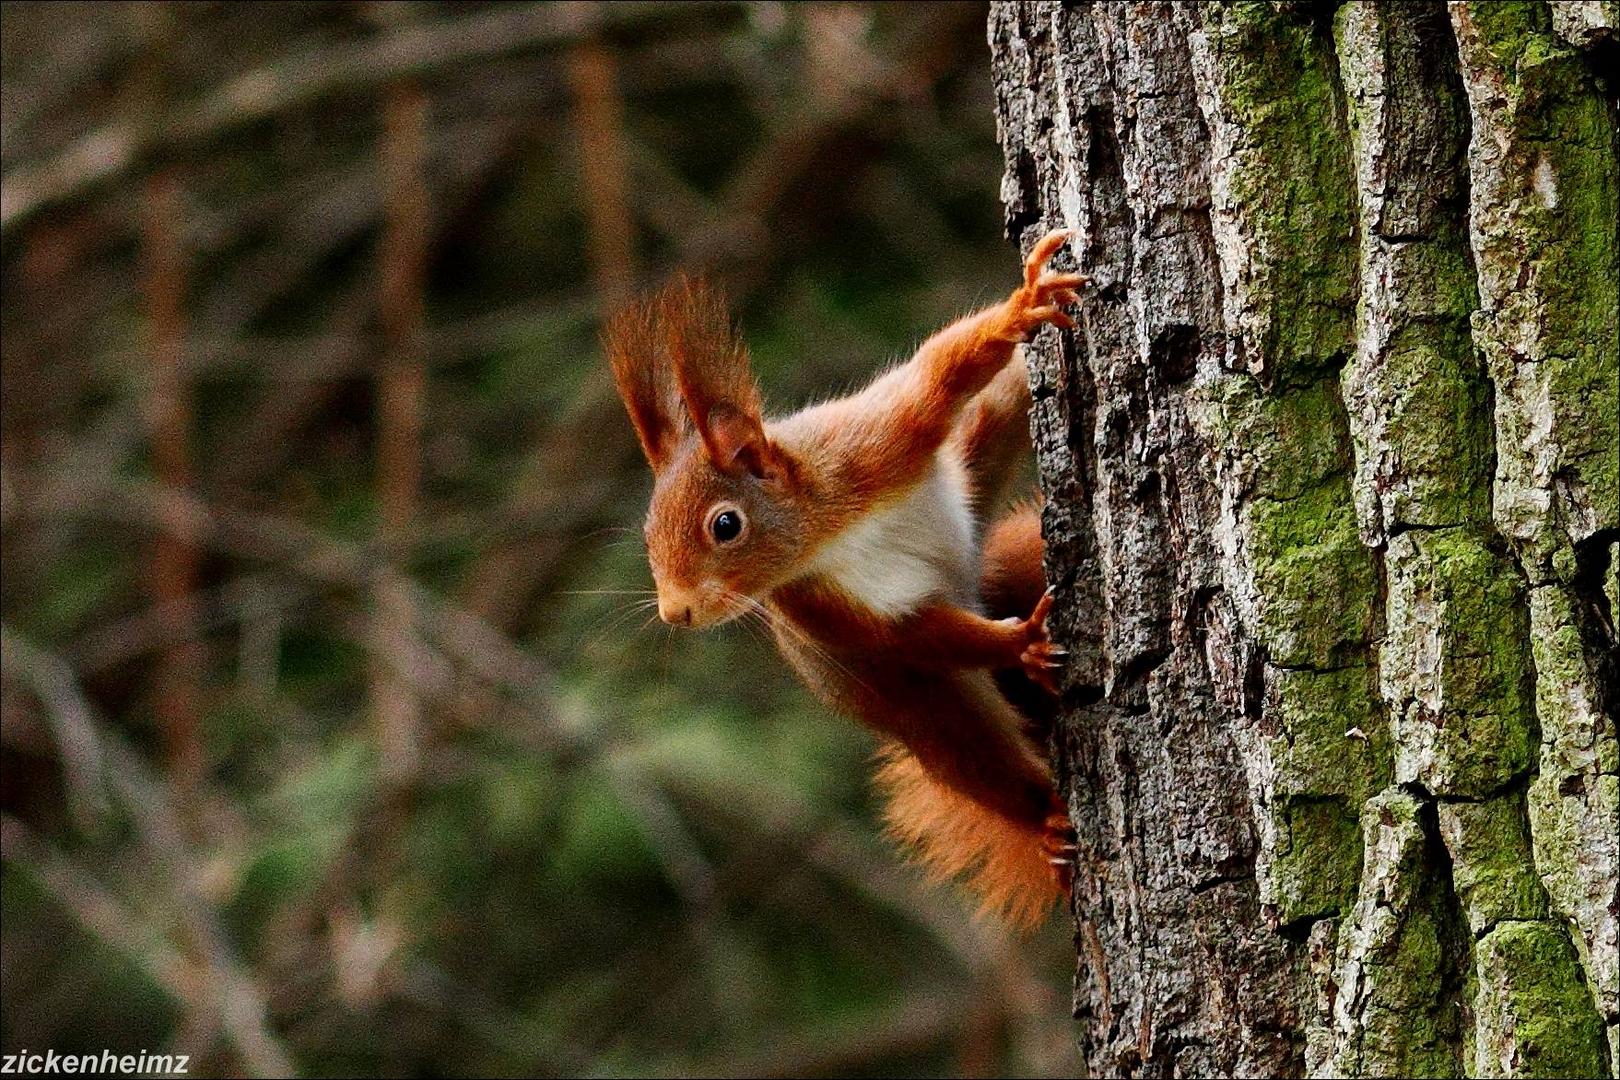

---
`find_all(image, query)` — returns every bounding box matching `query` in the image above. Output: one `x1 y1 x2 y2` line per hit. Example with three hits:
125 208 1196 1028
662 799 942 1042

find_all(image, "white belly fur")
805 455 977 617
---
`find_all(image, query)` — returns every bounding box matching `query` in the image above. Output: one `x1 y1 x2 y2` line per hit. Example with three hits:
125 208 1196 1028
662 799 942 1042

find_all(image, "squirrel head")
605 277 806 628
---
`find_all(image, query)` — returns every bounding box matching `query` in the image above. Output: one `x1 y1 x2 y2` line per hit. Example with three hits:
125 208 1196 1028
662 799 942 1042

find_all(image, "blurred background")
0 2 1076 1076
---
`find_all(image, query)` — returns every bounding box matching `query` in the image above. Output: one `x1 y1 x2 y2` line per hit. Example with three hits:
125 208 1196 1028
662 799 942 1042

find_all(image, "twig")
142 163 204 796
133 3 204 799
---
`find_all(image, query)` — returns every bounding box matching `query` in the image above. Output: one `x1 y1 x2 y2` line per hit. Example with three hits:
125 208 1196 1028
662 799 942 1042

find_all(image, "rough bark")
990 3 1618 1077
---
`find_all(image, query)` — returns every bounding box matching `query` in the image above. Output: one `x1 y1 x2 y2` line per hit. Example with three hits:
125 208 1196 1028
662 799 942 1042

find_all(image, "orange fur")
607 229 1085 926
875 743 1064 928
980 501 1057 740
662 278 779 478
950 355 1035 517
604 292 686 469
981 500 1046 621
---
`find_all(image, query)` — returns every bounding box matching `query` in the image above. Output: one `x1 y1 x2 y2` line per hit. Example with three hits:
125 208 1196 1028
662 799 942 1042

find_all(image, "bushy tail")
873 742 1065 930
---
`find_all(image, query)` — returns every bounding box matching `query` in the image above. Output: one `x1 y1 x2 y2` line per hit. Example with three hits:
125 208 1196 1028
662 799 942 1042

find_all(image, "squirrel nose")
658 600 693 626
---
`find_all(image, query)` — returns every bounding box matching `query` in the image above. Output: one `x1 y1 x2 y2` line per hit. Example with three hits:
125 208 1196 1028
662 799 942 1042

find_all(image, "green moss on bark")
1349 322 1492 531
1251 491 1378 671
1473 921 1608 1078
1384 529 1537 797
1270 666 1391 800
1269 796 1362 923
1199 1 1358 387
1331 791 1465 1078
1455 0 1620 558
1260 668 1391 923
1435 795 1548 937
1527 583 1618 774
1206 376 1380 671
1453 2 1620 1057
1336 0 1493 538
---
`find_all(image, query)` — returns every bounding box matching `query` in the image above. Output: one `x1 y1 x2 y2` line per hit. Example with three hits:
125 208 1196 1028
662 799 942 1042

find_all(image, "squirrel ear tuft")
663 277 777 479
604 295 684 471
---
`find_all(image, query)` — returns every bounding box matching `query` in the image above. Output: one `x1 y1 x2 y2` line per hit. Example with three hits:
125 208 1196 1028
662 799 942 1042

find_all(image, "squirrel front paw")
1009 589 1065 694
1002 228 1088 341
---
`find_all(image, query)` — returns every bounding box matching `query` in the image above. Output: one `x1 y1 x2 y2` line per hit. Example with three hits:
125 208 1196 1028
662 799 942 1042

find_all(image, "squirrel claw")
1009 229 1086 339
1023 228 1075 286
1016 590 1064 694
1042 816 1078 895
1021 641 1062 694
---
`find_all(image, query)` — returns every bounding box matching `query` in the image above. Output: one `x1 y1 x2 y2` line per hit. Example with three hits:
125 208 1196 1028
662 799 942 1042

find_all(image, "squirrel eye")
710 509 744 544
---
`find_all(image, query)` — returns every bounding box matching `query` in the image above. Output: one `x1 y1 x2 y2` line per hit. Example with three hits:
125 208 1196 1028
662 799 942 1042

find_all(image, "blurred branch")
64 572 312 678
372 71 430 787
0 1 742 234
0 818 195 1015
691 0 984 273
207 112 526 494
133 2 204 799
8 472 588 752
671 772 1013 973
674 988 983 1079
603 761 717 911
0 627 110 831
454 9 640 633
0 12 123 166
0 629 296 1079
0 821 296 1079
566 10 636 307
577 748 1072 1072
141 168 204 795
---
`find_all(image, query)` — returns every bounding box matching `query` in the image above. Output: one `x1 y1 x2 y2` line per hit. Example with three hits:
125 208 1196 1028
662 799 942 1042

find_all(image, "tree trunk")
989 3 1618 1076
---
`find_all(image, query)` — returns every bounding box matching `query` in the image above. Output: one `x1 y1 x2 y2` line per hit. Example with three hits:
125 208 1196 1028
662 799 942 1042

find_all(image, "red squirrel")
605 230 1084 926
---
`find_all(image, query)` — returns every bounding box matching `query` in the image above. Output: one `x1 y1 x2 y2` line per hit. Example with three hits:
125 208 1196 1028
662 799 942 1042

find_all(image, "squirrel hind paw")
876 747 1069 929
1042 814 1078 896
